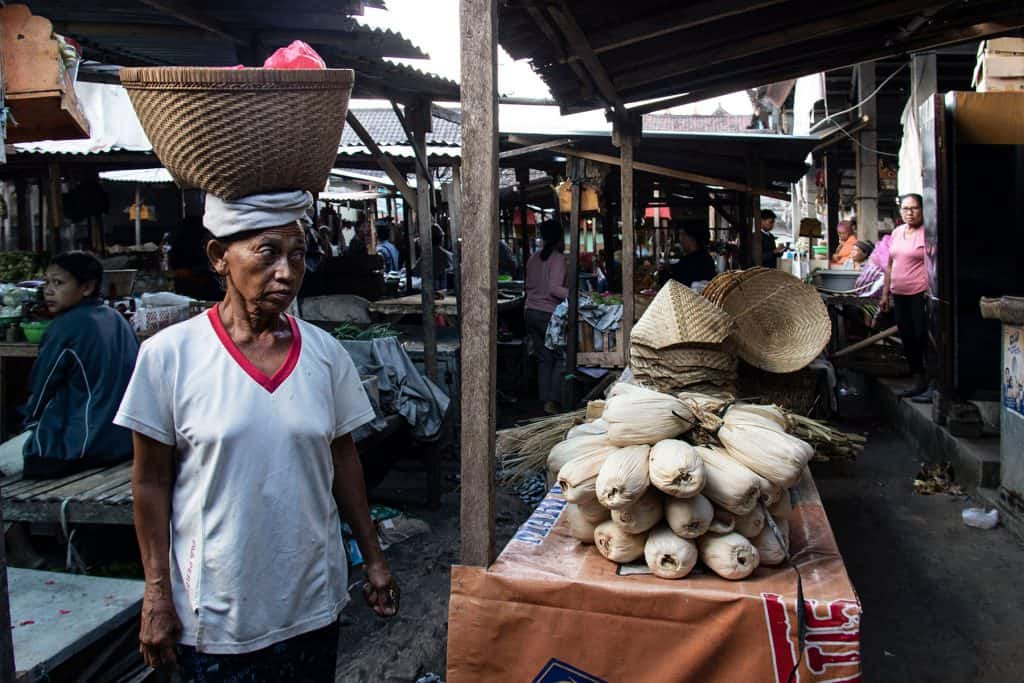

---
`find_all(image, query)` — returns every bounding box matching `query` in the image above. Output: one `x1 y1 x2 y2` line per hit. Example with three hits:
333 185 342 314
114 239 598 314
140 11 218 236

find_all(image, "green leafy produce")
331 323 400 341
0 252 40 284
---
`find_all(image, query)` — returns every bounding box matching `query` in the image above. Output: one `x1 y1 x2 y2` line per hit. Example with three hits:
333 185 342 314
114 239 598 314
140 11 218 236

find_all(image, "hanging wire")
811 63 908 133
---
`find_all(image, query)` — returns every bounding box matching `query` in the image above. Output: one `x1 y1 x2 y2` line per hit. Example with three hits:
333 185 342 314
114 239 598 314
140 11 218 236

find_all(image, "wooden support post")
618 132 636 364
564 157 583 405
410 101 438 383
825 153 840 258
449 166 463 314
459 0 498 567
47 162 62 252
515 167 530 278
14 179 28 252
403 200 414 294
0 499 13 683
134 184 143 247
855 62 879 242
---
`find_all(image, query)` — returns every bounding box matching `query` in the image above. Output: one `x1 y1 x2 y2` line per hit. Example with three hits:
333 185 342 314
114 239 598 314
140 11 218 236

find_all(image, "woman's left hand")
363 560 399 617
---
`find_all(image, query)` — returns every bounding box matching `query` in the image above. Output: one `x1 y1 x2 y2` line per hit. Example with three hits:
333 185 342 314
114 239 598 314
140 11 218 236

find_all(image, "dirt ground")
334 453 530 683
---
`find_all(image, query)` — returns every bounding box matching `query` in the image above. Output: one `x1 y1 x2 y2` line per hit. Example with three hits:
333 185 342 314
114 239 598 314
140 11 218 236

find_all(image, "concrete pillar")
856 62 879 242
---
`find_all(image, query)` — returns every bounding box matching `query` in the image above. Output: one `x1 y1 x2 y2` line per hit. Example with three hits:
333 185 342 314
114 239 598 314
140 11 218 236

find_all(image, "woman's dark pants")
893 292 928 375
525 308 564 404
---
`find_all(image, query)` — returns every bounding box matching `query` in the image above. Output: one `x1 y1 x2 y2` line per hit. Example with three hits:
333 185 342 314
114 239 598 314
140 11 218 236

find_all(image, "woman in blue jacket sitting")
20 251 139 478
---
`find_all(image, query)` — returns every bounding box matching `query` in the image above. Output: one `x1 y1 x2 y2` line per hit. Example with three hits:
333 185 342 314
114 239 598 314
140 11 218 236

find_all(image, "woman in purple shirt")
525 220 569 414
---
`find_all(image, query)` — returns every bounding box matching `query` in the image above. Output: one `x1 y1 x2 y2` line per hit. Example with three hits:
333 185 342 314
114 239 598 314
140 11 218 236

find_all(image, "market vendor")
662 222 717 287
117 191 398 676
759 210 786 269
850 240 884 296
831 220 858 266
20 251 139 478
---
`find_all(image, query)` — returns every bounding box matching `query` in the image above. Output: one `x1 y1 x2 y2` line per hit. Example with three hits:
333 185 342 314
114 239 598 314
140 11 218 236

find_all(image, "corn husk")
649 439 706 498
548 435 612 476
596 445 651 509
760 481 783 506
754 519 790 566
709 506 735 534
718 419 814 489
769 489 793 520
693 445 764 515
566 504 605 544
566 419 609 440
602 392 695 446
664 493 713 538
734 505 766 539
594 520 647 563
585 400 606 420
611 487 664 534
576 497 613 524
677 391 732 431
557 446 616 504
725 403 788 431
607 382 663 399
698 532 760 580
644 525 699 579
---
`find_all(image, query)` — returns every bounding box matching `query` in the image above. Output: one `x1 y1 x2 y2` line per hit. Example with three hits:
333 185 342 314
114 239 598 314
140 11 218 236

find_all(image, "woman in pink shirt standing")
881 193 930 399
525 220 569 414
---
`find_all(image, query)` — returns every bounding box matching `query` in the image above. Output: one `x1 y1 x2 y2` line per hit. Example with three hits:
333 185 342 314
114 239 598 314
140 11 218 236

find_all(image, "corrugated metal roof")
499 0 1023 113
100 168 174 183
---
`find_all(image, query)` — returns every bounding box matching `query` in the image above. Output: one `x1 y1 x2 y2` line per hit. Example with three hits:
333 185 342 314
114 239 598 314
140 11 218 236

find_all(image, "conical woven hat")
630 280 732 349
720 269 831 373
631 344 736 372
120 67 354 199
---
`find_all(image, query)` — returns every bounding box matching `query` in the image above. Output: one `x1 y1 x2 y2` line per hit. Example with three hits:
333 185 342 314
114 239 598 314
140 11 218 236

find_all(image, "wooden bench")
0 413 414 527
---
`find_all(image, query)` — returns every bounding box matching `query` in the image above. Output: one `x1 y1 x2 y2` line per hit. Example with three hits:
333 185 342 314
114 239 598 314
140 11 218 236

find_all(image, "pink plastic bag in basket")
263 41 326 69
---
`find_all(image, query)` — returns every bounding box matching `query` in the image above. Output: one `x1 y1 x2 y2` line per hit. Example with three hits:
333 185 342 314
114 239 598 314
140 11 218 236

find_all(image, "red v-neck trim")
207 304 301 393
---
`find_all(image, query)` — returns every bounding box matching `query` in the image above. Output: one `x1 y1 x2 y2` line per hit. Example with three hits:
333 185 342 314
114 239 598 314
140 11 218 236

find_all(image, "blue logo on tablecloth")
532 658 606 683
512 486 567 545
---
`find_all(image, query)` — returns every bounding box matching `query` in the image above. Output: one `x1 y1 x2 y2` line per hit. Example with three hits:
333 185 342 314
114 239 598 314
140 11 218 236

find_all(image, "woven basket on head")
719 269 831 373
120 67 354 199
630 280 732 350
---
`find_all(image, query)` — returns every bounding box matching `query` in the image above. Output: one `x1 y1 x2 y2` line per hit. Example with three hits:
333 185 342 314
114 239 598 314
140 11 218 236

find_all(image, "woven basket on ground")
120 67 354 199
702 267 769 306
629 279 732 349
718 269 830 374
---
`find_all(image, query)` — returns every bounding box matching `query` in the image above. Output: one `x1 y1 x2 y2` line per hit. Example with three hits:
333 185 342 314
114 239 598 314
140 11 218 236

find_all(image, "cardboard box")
448 472 862 682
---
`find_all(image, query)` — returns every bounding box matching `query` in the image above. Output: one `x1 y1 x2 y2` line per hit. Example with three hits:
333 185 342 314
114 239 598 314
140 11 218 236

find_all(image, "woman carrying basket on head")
116 44 396 680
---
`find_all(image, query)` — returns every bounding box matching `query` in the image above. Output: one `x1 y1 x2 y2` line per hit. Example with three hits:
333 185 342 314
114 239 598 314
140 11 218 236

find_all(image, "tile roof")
342 109 461 147
642 113 767 134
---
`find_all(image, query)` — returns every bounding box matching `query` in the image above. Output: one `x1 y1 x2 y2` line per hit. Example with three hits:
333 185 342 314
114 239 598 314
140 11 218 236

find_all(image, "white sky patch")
356 0 752 115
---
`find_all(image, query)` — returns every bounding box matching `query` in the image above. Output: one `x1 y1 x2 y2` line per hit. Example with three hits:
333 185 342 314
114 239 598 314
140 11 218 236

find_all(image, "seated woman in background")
850 240 884 297
20 252 139 478
664 223 717 287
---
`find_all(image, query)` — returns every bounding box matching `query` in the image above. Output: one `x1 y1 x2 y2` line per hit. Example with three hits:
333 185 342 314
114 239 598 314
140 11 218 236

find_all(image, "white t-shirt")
114 306 374 654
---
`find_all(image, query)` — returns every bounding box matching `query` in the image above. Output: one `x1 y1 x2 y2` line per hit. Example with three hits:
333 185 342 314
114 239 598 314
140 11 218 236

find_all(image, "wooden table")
0 413 408 528
369 294 523 319
0 343 40 440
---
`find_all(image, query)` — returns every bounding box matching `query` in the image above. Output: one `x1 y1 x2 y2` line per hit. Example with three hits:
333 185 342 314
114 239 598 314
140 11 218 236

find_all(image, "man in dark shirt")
760 209 786 268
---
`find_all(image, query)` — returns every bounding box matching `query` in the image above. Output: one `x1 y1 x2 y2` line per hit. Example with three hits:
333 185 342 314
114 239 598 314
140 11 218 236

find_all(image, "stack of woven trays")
702 268 830 374
629 280 737 395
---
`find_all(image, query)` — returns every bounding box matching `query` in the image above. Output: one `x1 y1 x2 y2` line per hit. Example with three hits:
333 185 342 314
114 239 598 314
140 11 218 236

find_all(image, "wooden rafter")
544 1 624 116
344 111 416 205
498 138 574 160
137 0 241 44
550 146 791 200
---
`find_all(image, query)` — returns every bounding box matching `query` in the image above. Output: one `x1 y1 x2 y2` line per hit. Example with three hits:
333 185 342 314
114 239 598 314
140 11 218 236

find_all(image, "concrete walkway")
814 423 1024 682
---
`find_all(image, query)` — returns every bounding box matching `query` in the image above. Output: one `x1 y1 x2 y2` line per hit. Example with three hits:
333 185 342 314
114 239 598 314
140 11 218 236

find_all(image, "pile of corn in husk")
549 384 797 581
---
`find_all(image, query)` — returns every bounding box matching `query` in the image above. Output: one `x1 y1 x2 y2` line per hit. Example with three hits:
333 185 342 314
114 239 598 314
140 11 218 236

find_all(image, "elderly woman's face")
851 245 868 262
212 224 306 315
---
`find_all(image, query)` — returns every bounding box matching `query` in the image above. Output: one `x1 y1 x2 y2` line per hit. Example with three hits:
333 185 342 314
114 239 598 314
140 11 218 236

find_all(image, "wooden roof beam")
612 0 937 91
586 0 789 54
549 146 791 201
344 111 416 205
137 0 241 43
544 1 626 118
621 11 1024 109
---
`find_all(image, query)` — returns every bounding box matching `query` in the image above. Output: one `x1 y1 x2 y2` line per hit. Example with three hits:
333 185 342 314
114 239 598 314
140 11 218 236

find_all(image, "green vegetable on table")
331 322 401 341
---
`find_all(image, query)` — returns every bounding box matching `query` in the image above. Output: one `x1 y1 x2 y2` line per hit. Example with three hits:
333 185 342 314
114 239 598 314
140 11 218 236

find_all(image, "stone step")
873 377 1001 491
